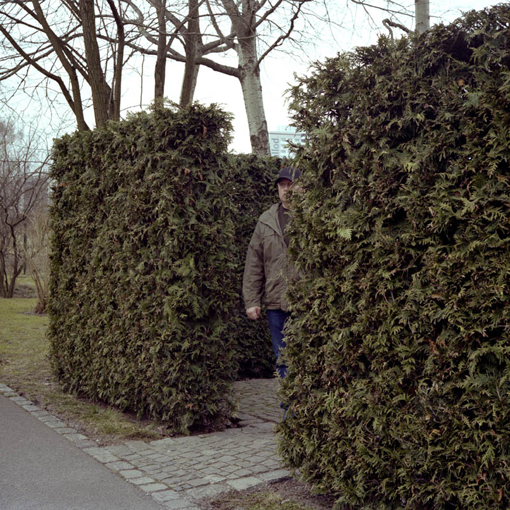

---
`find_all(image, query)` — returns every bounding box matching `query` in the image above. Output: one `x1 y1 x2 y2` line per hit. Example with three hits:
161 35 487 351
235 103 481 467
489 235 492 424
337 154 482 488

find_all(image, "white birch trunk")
415 0 430 34
238 40 270 155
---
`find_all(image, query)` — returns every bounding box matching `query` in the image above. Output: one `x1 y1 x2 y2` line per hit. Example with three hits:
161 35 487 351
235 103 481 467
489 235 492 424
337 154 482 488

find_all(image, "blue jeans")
267 309 290 379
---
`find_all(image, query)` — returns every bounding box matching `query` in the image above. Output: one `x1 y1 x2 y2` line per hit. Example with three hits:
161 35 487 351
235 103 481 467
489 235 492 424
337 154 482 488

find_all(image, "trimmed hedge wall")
278 5 510 509
49 103 279 433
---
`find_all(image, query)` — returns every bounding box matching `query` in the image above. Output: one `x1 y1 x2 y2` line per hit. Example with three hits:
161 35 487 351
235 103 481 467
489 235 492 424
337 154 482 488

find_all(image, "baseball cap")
276 167 301 184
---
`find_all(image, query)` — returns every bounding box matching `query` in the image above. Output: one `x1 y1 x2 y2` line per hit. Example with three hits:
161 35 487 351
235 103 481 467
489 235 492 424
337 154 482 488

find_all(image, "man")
242 166 301 378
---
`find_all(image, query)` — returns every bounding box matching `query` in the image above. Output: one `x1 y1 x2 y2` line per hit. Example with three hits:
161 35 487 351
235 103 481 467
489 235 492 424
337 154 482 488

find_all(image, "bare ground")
204 477 336 510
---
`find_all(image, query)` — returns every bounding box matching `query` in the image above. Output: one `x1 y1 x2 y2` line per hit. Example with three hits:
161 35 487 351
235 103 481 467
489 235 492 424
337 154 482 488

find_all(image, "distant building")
268 126 305 158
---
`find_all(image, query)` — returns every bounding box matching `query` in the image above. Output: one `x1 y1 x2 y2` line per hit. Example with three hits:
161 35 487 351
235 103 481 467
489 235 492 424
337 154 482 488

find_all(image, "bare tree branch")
383 17 411 39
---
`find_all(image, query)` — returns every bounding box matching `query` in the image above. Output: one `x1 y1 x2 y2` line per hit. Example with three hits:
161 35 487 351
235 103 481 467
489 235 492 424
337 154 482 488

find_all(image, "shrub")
278 5 510 509
49 103 239 433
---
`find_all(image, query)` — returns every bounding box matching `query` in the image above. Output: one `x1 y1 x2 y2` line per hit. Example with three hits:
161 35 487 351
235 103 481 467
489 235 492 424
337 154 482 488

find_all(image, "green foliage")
278 6 510 509
49 103 239 433
49 102 282 433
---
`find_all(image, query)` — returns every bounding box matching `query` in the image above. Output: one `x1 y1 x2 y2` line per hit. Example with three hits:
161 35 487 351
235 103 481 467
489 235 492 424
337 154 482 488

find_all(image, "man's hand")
246 306 261 320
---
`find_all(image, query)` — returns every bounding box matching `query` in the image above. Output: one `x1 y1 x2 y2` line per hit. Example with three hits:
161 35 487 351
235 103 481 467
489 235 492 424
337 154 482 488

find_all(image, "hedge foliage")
49 103 278 433
278 6 510 509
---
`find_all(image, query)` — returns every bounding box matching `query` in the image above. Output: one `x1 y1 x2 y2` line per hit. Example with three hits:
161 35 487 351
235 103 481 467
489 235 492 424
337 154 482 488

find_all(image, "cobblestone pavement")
0 378 289 509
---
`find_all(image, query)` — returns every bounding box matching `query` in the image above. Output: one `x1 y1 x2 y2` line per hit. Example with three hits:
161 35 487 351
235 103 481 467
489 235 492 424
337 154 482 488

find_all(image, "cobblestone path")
0 378 288 509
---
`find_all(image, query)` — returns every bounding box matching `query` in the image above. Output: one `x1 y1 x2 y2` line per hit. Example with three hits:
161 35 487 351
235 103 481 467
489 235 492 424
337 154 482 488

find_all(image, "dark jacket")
242 203 291 311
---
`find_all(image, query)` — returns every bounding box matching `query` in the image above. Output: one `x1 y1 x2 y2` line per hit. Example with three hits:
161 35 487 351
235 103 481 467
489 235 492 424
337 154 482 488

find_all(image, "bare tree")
1 0 341 154
122 0 331 154
0 0 130 131
21 201 50 313
0 118 50 298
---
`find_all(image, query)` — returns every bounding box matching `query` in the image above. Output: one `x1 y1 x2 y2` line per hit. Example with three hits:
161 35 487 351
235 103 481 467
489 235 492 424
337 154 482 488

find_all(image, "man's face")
277 178 293 207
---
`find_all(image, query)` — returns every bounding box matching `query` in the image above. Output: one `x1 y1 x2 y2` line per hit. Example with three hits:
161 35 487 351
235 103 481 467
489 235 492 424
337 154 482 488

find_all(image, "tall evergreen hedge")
50 104 240 432
278 6 510 508
49 103 282 433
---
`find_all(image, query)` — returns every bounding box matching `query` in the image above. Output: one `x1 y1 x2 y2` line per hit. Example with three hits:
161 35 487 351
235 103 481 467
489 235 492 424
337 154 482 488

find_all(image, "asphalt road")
0 394 166 510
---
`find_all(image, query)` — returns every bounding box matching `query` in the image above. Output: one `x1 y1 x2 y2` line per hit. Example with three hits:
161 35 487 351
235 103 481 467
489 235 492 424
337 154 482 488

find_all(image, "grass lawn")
0 295 166 444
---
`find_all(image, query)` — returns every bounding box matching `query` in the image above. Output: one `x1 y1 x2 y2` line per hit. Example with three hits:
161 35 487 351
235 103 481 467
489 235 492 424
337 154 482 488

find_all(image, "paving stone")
258 469 291 481
153 471 174 481
68 438 97 448
152 490 182 502
82 447 108 456
21 404 41 412
147 453 168 460
199 466 220 475
162 465 181 473
185 484 231 500
171 469 188 477
123 453 143 461
250 464 272 474
130 476 156 485
83 449 119 463
38 416 66 426
44 421 70 430
124 440 154 450
161 476 187 486
226 476 264 491
139 483 169 493
4 393 21 400
63 433 88 443
10 396 30 404
106 445 134 456
105 461 135 471
141 464 163 474
186 478 209 488
231 468 254 478
130 458 150 467
245 422 277 432
54 427 78 435
119 469 145 479
202 474 227 483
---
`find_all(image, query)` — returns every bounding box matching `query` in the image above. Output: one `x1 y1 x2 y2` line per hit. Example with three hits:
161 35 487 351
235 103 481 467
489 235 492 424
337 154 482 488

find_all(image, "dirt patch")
204 478 336 510
267 478 336 509
13 284 36 298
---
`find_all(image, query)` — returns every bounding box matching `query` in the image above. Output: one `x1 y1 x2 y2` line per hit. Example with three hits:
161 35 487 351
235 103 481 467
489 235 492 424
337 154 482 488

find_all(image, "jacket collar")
259 203 283 237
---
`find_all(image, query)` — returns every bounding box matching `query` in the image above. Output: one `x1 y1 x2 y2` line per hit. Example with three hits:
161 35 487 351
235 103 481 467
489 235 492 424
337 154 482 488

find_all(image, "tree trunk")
80 0 112 127
106 0 124 120
238 40 270 155
30 0 89 130
415 0 430 34
180 0 201 106
154 0 167 100
0 252 7 298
